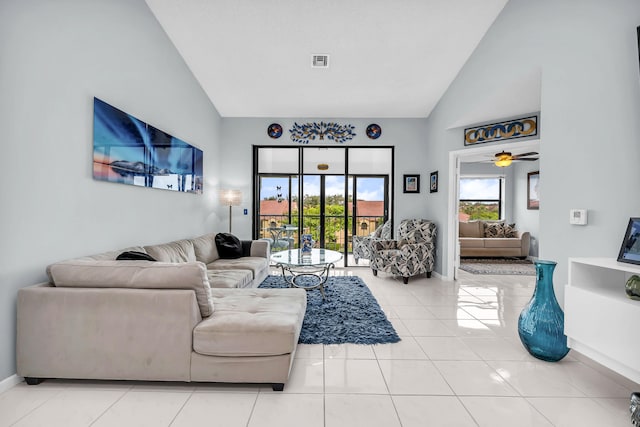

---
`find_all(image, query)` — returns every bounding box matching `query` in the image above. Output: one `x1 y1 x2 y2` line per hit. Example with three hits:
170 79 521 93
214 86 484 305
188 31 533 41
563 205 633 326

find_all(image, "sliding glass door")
300 175 346 252
254 146 393 266
257 175 299 250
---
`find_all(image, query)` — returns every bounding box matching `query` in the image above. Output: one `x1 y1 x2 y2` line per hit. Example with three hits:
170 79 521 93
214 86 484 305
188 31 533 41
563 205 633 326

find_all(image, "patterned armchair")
352 220 391 264
370 219 436 284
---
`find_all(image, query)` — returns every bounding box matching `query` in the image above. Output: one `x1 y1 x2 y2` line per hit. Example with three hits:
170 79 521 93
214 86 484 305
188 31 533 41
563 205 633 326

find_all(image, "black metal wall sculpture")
289 122 356 144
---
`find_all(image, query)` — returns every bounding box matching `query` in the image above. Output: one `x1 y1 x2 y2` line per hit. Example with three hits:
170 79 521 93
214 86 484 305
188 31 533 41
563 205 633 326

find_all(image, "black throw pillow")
241 240 252 257
215 233 243 259
116 251 157 261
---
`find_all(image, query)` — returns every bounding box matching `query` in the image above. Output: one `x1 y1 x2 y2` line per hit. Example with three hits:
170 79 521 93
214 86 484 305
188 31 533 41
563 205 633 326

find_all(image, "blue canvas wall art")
93 97 203 194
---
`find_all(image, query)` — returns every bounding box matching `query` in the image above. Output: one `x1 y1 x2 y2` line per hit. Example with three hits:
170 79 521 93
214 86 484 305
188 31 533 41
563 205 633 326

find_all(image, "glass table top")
270 248 343 267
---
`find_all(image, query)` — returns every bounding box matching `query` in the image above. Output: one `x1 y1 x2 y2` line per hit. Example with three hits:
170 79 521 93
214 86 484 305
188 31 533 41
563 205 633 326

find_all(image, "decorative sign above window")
289 122 356 144
464 116 538 146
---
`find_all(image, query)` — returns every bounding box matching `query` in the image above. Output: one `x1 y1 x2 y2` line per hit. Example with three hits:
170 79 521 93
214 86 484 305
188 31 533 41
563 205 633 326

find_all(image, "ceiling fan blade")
514 157 539 161
512 152 538 159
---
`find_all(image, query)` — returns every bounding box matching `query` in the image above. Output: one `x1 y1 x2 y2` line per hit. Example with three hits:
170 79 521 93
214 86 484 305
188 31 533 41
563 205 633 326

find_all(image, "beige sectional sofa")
16 233 307 391
459 220 530 258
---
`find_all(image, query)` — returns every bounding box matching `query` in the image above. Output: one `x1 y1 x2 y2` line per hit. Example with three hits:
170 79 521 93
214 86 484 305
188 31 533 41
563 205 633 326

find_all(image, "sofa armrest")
248 240 270 259
518 231 531 257
17 283 201 382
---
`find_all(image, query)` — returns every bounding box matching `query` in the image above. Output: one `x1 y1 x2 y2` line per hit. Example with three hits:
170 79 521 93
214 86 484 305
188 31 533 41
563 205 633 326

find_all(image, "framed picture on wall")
430 171 438 193
403 174 420 193
527 171 540 210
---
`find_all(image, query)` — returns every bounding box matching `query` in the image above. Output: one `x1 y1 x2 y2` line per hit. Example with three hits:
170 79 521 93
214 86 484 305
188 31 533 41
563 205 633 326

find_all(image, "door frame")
446 139 540 280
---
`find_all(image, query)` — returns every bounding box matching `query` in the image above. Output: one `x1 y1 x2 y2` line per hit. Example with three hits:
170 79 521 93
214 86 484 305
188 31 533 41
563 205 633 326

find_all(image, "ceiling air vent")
311 54 329 68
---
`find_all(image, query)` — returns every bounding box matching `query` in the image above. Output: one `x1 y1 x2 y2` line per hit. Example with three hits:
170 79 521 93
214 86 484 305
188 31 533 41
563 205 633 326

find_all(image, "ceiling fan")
492 151 539 167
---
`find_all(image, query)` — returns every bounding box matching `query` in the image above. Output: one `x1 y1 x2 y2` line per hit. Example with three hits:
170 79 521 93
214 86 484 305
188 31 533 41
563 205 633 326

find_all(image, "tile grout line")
9 384 69 427
87 384 132 427
166 390 195 427
244 388 260 427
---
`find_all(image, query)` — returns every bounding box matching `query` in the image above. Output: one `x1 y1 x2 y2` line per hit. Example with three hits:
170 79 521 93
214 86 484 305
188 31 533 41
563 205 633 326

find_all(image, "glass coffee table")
270 248 343 299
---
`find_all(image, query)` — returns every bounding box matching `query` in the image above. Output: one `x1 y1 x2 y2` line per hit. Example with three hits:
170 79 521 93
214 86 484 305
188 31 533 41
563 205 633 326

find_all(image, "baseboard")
432 271 448 281
0 374 23 393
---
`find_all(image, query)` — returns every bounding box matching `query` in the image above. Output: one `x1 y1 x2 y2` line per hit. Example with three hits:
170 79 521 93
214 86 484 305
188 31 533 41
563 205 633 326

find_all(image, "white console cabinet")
565 257 640 384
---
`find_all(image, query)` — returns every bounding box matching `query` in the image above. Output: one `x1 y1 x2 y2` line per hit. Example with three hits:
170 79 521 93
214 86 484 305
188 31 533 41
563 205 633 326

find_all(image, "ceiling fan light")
495 158 512 167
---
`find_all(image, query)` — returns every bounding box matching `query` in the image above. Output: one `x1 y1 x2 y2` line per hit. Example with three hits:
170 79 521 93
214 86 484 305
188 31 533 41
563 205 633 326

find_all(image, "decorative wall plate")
366 124 382 139
267 123 283 139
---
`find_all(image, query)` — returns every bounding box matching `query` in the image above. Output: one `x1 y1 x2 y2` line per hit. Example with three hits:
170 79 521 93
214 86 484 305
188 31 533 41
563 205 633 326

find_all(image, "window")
254 146 393 266
459 176 503 220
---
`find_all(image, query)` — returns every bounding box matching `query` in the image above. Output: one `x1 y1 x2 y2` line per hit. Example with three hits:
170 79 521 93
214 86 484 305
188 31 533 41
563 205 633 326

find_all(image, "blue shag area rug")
259 275 400 345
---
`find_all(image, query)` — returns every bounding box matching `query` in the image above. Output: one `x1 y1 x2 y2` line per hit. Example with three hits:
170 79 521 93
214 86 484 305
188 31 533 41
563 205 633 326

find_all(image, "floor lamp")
219 189 242 233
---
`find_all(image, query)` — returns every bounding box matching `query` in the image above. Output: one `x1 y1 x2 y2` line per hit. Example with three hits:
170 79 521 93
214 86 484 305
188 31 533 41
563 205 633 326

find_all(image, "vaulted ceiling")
145 0 511 118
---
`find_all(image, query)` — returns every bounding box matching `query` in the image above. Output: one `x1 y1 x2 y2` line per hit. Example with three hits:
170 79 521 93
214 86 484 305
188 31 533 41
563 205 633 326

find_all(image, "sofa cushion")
76 246 149 261
459 221 482 238
207 269 253 288
144 239 196 263
207 257 269 279
191 233 220 264
459 238 485 248
215 233 243 259
484 238 523 248
47 260 214 317
193 288 307 357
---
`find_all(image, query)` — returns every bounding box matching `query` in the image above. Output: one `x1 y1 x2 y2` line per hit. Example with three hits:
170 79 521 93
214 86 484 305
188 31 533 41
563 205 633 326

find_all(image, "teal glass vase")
517 260 570 362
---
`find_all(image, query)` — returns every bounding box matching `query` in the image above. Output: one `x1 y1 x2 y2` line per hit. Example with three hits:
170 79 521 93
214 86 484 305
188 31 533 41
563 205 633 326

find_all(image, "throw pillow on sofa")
504 223 518 238
484 222 506 238
116 251 157 261
483 222 518 238
215 233 243 259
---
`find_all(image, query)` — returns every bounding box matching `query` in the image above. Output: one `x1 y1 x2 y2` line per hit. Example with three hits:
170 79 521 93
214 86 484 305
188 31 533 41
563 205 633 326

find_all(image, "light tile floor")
1 268 637 426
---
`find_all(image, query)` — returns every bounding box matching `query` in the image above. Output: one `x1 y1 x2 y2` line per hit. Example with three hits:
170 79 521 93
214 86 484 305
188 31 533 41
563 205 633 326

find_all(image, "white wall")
220 118 431 240
425 0 640 300
0 0 222 380
512 161 540 257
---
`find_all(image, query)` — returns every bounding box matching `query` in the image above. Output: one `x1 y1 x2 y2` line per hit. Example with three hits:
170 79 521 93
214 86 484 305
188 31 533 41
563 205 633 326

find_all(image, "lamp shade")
219 189 242 206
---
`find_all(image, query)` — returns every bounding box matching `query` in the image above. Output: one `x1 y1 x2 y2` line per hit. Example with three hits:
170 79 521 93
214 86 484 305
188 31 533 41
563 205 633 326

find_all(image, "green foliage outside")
459 202 499 220
268 193 382 252
292 194 346 251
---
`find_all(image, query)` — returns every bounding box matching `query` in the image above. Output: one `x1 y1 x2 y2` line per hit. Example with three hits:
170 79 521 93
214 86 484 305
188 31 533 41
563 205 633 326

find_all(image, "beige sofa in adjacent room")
16 233 307 391
459 220 530 258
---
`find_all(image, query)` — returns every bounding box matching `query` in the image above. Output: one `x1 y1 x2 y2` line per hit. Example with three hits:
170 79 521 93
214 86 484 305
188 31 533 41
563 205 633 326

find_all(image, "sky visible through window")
260 176 384 201
459 177 500 199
